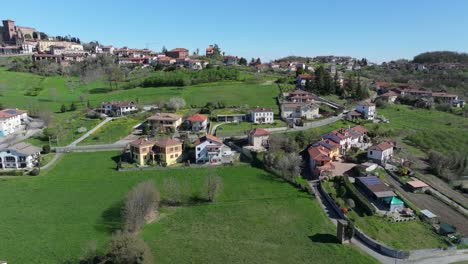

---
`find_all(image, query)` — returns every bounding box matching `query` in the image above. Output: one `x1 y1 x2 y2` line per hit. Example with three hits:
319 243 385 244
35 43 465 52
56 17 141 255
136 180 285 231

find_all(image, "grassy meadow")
0 152 377 264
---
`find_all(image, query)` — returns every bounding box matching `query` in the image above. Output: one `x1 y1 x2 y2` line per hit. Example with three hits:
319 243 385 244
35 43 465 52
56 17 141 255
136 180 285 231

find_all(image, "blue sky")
2 0 468 62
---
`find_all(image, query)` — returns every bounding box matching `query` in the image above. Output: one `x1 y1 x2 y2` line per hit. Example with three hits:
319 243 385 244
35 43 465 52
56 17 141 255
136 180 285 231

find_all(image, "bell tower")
2 19 17 42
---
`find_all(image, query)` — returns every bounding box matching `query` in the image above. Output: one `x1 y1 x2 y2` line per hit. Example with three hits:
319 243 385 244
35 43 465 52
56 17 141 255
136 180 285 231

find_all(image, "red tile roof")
251 107 273 112
308 145 331 162
147 113 181 121
129 138 155 147
249 128 270 136
169 48 188 52
407 180 428 188
350 125 368 135
297 73 313 79
187 113 207 122
154 138 181 147
0 109 27 119
369 141 394 151
380 91 398 97
194 134 223 145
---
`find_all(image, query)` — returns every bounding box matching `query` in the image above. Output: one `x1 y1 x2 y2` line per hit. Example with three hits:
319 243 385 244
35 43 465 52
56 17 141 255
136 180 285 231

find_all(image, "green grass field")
0 152 377 264
0 67 280 112
78 117 142 145
376 104 468 154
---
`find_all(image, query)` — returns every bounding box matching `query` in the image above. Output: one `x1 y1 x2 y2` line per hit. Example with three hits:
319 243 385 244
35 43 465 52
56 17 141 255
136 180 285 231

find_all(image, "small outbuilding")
406 180 429 193
420 209 439 224
438 223 456 235
384 196 404 212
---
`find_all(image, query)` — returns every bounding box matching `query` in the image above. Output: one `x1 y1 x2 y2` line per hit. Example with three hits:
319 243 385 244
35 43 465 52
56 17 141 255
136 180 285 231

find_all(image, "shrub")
29 168 40 176
204 173 223 202
42 144 51 154
106 231 153 264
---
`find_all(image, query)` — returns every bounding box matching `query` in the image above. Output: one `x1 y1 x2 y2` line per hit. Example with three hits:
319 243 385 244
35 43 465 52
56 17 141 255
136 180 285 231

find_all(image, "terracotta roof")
350 125 368 135
103 101 135 107
194 134 223 146
154 138 181 147
249 128 270 136
407 180 428 188
169 48 188 52
313 140 339 151
147 113 181 121
297 73 313 79
251 107 273 113
0 109 26 119
348 110 361 116
129 138 155 147
187 113 207 122
308 145 331 161
369 141 394 151
375 81 392 87
380 91 398 97
289 90 312 96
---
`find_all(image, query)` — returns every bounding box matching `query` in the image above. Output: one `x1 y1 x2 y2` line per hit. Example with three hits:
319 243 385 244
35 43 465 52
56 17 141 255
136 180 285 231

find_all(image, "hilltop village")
0 18 467 264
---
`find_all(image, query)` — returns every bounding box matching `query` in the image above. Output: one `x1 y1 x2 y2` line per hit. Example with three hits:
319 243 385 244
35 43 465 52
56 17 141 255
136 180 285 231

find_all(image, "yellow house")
153 138 183 166
314 139 340 160
147 113 182 133
129 138 156 166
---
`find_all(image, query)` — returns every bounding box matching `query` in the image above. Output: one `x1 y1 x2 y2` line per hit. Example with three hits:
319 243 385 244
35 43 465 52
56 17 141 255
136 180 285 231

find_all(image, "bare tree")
167 97 186 111
107 230 153 264
205 172 223 202
162 177 184 206
38 111 53 127
123 180 160 233
277 152 302 182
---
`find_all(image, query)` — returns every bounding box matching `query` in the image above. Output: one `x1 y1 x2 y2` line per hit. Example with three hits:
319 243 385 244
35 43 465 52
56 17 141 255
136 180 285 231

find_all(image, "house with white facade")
367 141 394 165
280 103 319 121
355 101 376 120
99 101 137 116
186 113 208 132
0 142 41 170
0 109 28 137
194 134 234 164
250 107 274 124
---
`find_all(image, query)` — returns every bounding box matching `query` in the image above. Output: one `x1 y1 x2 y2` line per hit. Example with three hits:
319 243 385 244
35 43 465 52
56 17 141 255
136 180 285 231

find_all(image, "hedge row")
343 176 376 216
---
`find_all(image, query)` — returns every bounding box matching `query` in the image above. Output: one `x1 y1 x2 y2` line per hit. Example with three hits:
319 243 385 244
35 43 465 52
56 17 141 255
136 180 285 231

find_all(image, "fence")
54 143 126 153
317 182 410 259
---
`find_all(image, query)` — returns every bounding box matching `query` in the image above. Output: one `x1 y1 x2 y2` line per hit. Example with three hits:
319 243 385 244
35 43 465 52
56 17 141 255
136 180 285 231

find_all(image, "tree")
60 104 67 113
346 198 356 209
239 57 247 66
69 102 77 111
105 65 124 90
42 144 51 154
107 231 153 264
32 32 39 39
205 172 223 202
313 66 333 95
38 111 53 126
255 57 262 65
277 152 302 182
39 32 48 40
163 177 184 205
162 45 167 53
123 180 160 232
167 97 186 111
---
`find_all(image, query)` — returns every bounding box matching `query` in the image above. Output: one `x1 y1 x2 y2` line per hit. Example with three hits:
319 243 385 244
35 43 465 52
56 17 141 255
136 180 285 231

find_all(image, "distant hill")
275 56 312 63
413 51 468 64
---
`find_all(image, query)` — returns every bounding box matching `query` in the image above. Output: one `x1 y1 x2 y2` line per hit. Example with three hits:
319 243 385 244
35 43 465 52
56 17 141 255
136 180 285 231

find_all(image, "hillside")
413 51 468 64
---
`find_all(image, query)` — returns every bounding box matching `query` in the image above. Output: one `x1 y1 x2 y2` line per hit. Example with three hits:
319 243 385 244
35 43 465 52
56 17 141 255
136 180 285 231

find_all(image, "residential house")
147 113 182 133
312 139 340 160
216 114 246 123
367 141 394 165
0 109 28 136
153 138 183 166
100 101 137 116
0 142 41 170
157 56 176 65
322 128 353 154
165 48 189 59
224 55 238 65
250 107 274 124
194 134 234 164
355 101 376 120
296 73 313 87
101 45 114 55
248 128 270 149
129 138 156 166
308 145 334 177
379 91 398 103
287 90 316 103
206 45 214 56
280 103 319 121
186 113 208 132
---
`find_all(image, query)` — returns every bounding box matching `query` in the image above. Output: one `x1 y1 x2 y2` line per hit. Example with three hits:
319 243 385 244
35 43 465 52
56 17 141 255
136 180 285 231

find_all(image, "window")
370 151 373 155
175 153 179 158
197 147 201 151
170 155 174 159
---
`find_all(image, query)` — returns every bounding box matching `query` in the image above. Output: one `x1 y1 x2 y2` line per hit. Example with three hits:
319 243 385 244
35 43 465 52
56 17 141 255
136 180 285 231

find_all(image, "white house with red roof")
0 109 28 136
100 101 137 116
248 128 270 148
186 113 208 132
367 141 394 165
296 73 314 87
355 101 376 120
379 91 398 103
194 134 234 164
250 107 274 124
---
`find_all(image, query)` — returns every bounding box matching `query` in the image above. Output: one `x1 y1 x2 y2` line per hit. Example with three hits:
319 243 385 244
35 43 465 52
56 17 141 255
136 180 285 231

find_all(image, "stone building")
1 19 38 44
